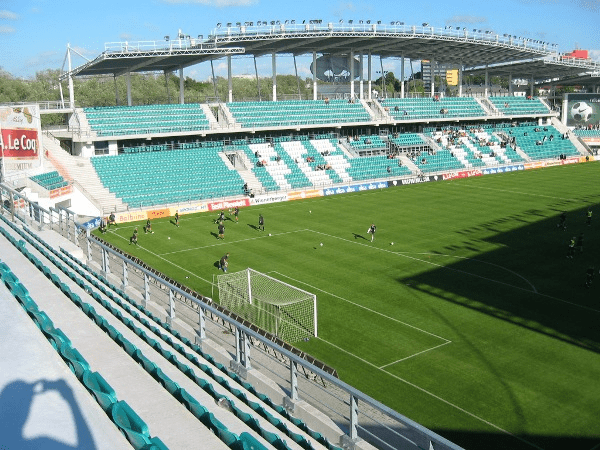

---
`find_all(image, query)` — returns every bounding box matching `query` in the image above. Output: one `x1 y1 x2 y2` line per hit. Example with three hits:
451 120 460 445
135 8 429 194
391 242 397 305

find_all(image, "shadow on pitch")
353 232 368 241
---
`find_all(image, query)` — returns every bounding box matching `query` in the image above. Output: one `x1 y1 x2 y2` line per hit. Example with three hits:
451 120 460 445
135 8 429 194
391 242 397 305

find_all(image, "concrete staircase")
42 135 127 214
551 117 589 155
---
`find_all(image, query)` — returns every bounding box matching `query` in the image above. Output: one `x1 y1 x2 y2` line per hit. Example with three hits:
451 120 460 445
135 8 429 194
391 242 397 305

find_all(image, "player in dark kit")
218 222 225 240
258 214 264 231
233 206 239 223
130 227 138 245
587 207 592 226
215 210 225 224
145 219 154 234
576 233 584 253
585 266 594 288
219 252 229 272
174 211 179 227
108 212 117 227
558 212 567 230
567 236 575 259
367 223 377 242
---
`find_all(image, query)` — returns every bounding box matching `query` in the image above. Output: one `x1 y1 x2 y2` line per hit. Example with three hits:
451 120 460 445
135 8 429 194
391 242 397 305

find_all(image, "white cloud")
21 51 61 71
119 33 134 41
445 15 487 25
0 10 18 20
161 0 257 6
589 49 600 61
0 25 15 33
574 0 599 11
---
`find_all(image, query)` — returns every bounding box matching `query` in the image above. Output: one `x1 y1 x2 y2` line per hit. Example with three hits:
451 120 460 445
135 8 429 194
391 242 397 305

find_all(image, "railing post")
121 261 128 291
167 288 175 324
143 273 149 308
196 305 206 344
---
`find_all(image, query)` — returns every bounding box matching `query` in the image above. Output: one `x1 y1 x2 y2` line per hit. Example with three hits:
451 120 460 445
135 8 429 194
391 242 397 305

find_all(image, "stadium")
1 18 600 450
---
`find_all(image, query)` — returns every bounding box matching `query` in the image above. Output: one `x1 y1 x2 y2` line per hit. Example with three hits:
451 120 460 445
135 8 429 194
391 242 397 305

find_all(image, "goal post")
217 268 317 343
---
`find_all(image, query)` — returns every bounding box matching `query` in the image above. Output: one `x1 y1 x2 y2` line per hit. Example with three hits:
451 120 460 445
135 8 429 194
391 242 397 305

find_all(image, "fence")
80 232 464 450
0 179 463 450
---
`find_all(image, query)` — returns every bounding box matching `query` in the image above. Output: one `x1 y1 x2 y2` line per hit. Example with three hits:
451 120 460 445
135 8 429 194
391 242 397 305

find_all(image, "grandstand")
1 19 600 450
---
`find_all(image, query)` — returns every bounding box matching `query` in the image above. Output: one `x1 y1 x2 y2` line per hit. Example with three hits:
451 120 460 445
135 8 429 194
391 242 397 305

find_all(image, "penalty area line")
378 341 452 369
272 271 450 343
107 231 216 287
316 336 545 450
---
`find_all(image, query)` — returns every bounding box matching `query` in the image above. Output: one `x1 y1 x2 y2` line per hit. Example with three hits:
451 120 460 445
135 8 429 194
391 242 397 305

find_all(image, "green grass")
96 162 600 450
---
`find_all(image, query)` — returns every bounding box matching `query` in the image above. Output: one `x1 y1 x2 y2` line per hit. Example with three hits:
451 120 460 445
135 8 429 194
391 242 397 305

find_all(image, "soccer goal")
217 268 317 343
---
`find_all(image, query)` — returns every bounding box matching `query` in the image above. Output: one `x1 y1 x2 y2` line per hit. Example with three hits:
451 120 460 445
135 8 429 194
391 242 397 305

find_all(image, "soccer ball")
390 242 394 245
320 242 323 246
309 210 311 214
268 233 272 236
168 237 171 240
571 102 594 122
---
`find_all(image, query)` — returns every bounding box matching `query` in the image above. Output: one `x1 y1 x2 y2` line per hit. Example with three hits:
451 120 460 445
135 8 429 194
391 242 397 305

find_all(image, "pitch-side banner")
0 105 41 160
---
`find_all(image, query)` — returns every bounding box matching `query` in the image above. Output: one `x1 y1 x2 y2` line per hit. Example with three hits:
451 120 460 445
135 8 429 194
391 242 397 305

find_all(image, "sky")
0 0 598 82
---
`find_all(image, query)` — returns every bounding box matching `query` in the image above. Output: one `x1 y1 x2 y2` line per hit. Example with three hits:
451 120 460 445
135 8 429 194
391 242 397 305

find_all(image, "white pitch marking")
378 341 453 369
159 228 309 256
273 271 450 343
317 336 545 450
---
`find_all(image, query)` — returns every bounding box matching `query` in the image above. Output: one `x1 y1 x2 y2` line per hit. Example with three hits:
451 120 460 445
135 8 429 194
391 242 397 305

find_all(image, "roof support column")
293 54 301 99
114 75 120 106
484 65 489 97
359 52 364 100
530 74 534 97
508 73 513 95
179 67 184 104
349 50 355 99
126 72 132 106
400 56 405 99
458 62 463 97
227 55 233 103
430 59 435 97
368 51 372 100
272 52 277 101
312 51 317 100
253 56 262 101
67 44 75 110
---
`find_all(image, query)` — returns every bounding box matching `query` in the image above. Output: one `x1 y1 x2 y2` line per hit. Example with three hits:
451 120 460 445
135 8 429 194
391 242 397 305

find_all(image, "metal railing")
78 231 464 450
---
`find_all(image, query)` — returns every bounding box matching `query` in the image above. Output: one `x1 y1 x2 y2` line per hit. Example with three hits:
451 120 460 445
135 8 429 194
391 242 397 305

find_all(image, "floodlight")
359 20 363 24
377 20 381 24
285 20 289 24
216 23 221 28
236 22 241 26
198 35 203 39
339 19 343 24
291 20 295 24
366 20 371 24
276 20 280 24
422 23 429 27
456 27 460 30
348 20 353 24
302 20 305 24
391 21 395 25
271 20 276 25
164 35 170 41
226 22 232 27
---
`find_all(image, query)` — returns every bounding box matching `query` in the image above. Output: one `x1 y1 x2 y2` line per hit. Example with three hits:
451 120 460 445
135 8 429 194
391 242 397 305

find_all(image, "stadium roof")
65 22 562 79
62 44 246 79
464 57 600 82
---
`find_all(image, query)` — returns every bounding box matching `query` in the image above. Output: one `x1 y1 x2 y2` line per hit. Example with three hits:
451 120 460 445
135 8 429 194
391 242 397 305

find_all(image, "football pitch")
96 162 600 450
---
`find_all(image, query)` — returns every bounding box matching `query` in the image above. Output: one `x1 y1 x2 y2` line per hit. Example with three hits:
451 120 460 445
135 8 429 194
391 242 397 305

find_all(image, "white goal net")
217 268 317 343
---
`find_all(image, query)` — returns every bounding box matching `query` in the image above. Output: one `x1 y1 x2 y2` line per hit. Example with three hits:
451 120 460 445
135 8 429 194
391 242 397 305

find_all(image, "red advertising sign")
207 198 250 211
442 169 482 181
0 128 39 159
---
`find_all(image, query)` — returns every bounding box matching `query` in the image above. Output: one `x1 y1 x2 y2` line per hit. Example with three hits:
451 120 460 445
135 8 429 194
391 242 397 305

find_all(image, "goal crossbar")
217 268 317 342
